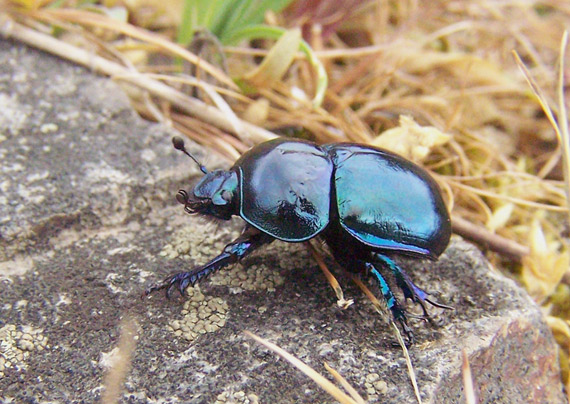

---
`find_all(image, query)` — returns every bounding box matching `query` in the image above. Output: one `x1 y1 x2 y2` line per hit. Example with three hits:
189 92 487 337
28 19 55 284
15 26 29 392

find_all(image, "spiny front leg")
145 226 274 298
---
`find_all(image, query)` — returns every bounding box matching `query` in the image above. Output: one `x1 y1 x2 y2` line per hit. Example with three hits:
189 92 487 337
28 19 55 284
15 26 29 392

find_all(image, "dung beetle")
146 136 452 340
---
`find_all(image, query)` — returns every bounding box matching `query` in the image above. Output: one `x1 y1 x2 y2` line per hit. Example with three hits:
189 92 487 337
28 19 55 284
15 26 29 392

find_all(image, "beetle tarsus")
144 264 221 298
374 253 451 319
143 272 191 298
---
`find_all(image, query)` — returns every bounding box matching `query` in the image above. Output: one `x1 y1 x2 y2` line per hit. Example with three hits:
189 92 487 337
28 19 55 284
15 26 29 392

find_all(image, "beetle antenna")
172 136 208 174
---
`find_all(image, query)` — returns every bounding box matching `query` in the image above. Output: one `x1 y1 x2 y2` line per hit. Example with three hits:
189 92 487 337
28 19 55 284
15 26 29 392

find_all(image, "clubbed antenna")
172 136 208 174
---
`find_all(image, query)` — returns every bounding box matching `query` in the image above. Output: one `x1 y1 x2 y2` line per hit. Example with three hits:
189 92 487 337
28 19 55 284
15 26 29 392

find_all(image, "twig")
451 215 529 262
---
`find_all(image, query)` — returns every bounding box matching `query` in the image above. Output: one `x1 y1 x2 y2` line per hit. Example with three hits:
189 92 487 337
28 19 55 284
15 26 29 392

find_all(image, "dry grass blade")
101 317 138 404
199 82 245 142
32 8 237 90
462 350 477 404
513 38 570 218
0 16 276 146
305 241 353 309
350 276 423 404
556 31 570 224
448 180 567 212
243 331 364 404
390 322 422 404
323 362 366 404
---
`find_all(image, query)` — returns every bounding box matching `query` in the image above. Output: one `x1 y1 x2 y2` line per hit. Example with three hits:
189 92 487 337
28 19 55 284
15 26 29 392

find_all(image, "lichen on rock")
0 324 48 377
167 285 229 341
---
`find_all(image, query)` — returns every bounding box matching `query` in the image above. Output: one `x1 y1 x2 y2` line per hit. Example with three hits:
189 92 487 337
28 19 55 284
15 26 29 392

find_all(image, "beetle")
146 136 452 340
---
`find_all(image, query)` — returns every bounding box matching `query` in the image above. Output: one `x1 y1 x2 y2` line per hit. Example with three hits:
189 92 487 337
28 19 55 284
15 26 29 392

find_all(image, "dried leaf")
521 220 569 302
486 203 514 232
242 28 301 88
242 98 270 126
371 115 451 161
393 48 517 87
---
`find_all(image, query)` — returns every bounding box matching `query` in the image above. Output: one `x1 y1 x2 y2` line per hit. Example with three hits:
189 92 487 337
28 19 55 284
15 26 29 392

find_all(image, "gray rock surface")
0 39 566 403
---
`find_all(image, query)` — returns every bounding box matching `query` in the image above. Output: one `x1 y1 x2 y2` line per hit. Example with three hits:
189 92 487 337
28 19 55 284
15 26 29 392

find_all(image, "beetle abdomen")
325 144 451 258
236 138 334 242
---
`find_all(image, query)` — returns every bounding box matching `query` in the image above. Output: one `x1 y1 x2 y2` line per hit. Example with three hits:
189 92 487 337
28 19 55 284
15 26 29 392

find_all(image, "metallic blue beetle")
147 136 452 340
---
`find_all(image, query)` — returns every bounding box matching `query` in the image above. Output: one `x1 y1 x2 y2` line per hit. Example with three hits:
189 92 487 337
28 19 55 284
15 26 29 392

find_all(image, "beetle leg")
373 253 452 318
323 242 414 342
144 226 274 298
366 262 414 344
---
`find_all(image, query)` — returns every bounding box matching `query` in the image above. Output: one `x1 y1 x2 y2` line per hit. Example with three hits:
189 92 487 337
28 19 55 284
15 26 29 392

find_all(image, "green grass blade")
177 0 199 45
215 0 293 43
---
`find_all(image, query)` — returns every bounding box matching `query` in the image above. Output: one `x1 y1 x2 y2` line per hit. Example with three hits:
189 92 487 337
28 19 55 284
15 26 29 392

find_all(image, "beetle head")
172 137 239 220
176 170 238 220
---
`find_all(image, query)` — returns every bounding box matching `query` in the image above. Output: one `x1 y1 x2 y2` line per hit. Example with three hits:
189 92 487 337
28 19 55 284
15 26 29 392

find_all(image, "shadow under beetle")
146 136 452 341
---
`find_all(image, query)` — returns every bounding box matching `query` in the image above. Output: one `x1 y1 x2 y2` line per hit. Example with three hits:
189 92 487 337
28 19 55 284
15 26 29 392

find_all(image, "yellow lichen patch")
210 262 284 292
167 285 228 342
263 241 312 271
160 222 285 292
364 372 388 400
0 324 48 377
208 241 314 293
159 222 239 262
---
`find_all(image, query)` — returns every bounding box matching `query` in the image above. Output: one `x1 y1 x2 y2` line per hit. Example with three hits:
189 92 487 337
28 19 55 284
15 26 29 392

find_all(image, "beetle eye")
176 190 189 205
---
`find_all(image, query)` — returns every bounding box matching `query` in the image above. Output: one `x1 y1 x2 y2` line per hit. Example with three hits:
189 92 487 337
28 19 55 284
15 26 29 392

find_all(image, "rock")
0 39 565 403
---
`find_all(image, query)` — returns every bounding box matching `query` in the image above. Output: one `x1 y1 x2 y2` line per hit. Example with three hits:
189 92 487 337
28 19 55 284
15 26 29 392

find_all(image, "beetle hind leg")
365 261 414 343
373 253 451 318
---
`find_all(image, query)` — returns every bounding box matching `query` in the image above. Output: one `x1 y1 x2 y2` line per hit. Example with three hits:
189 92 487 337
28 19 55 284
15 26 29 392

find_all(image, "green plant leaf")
178 0 293 46
229 24 328 108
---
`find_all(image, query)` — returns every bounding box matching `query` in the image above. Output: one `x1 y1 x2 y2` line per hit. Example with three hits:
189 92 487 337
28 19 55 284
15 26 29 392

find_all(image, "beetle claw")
143 278 171 297
399 319 414 346
391 308 414 346
165 283 176 299
143 273 186 299
425 297 454 311
178 277 191 295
